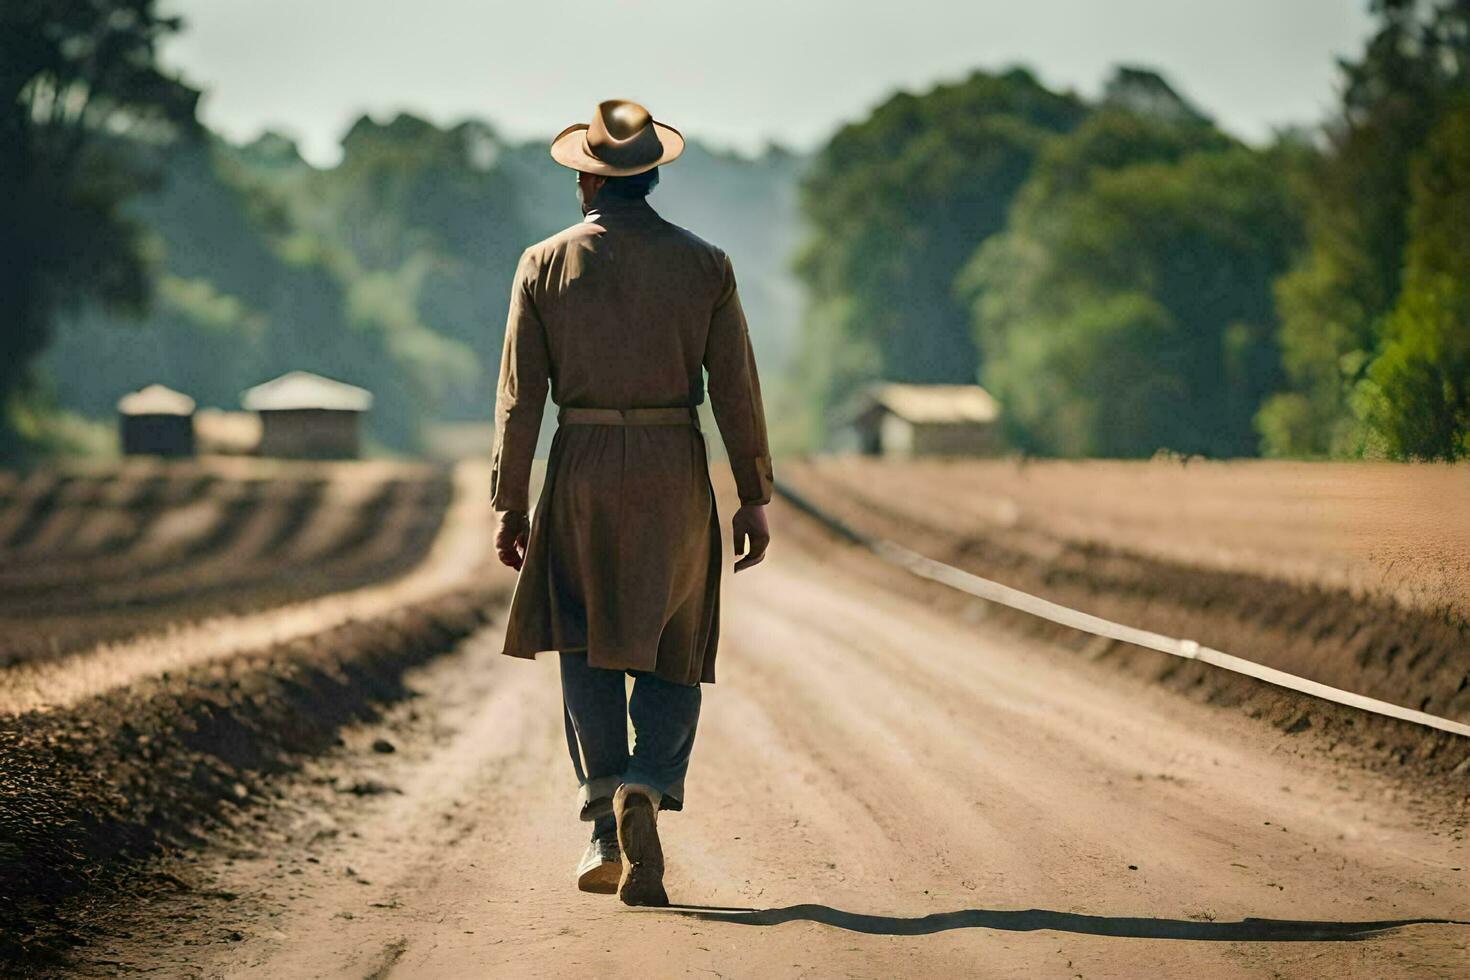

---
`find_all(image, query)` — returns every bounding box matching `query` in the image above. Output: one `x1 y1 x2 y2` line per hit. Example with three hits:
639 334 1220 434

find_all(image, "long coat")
490 193 773 685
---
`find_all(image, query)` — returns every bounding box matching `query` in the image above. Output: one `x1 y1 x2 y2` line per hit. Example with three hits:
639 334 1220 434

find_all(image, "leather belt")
558 406 700 429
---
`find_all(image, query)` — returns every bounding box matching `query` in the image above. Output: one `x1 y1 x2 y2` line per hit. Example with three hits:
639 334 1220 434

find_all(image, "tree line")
31 110 797 457
792 0 1470 460
6 0 1466 462
2 0 799 461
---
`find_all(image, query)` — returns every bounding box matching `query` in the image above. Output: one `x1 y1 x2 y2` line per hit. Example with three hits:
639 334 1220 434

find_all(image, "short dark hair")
599 167 660 199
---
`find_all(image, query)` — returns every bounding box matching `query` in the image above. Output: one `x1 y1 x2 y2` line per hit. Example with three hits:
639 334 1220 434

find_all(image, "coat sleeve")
490 251 550 512
704 252 774 506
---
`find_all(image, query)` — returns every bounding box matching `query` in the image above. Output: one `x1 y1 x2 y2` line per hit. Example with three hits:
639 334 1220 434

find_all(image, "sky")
160 0 1377 167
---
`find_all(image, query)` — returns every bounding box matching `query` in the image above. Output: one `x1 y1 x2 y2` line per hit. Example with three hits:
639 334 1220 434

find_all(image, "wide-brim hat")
550 99 684 177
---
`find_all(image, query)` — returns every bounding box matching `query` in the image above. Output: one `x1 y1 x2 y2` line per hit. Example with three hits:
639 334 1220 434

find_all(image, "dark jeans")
560 652 701 842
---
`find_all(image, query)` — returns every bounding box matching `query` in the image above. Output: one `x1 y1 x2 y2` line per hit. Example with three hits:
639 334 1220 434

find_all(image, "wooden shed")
837 383 1002 457
241 371 373 460
117 384 196 457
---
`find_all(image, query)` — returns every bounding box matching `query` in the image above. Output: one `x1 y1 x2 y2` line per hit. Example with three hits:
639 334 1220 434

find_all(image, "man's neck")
585 194 655 221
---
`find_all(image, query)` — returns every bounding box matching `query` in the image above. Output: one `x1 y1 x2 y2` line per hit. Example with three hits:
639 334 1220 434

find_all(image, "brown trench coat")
490 194 773 685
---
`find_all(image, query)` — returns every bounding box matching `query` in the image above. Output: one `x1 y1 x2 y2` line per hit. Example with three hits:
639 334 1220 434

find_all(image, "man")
490 100 773 907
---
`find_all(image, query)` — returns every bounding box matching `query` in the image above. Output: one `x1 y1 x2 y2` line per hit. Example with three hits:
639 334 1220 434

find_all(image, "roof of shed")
241 371 373 412
117 384 196 416
849 383 1000 425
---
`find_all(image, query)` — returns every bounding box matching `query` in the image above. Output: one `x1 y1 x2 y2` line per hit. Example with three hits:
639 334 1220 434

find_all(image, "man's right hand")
731 503 770 572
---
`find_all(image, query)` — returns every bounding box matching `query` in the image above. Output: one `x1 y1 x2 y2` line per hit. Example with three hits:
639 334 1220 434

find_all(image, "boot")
613 783 668 907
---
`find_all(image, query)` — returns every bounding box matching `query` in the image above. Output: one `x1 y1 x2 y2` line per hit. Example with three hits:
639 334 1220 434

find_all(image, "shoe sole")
577 858 621 894
616 796 669 907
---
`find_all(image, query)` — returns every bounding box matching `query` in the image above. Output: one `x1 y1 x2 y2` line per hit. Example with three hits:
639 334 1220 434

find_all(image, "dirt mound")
788 457 1470 616
775 464 1470 789
0 583 505 965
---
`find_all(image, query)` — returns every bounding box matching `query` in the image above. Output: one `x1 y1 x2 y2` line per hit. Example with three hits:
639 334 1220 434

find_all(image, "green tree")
966 96 1300 457
791 68 1087 444
1357 102 1470 458
0 0 199 459
226 119 489 427
1260 0 1470 455
46 136 445 452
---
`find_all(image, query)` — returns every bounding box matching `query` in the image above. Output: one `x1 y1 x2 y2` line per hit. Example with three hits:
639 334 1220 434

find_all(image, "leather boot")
613 783 668 906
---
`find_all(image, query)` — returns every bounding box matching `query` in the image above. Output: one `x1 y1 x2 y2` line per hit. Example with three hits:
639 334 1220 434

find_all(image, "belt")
558 406 700 430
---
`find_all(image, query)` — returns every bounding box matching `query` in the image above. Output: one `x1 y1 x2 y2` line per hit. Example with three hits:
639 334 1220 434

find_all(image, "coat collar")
584 194 660 225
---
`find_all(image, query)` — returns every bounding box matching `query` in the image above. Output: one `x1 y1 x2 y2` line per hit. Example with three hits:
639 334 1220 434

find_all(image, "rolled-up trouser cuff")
625 768 684 809
577 776 622 821
618 782 664 810
577 775 685 819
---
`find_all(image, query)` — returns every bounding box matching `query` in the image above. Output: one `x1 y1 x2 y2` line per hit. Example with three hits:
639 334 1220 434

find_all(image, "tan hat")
550 99 684 177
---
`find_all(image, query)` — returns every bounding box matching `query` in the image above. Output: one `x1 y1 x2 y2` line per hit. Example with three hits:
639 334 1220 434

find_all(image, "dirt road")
76 521 1470 979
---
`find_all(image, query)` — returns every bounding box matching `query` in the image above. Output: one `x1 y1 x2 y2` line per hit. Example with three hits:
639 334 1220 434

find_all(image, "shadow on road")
663 904 1470 941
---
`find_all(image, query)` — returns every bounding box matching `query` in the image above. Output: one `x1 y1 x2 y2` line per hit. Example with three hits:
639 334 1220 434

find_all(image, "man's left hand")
496 509 530 570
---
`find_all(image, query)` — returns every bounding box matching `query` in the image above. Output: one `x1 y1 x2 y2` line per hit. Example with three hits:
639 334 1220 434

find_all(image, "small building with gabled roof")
836 382 1003 457
117 384 196 457
241 371 373 459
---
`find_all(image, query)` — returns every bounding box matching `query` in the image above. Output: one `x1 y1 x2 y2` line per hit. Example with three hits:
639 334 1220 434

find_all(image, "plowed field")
0 459 452 667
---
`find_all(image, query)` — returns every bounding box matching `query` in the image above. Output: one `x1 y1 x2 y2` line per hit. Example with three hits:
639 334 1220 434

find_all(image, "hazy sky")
160 0 1375 167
